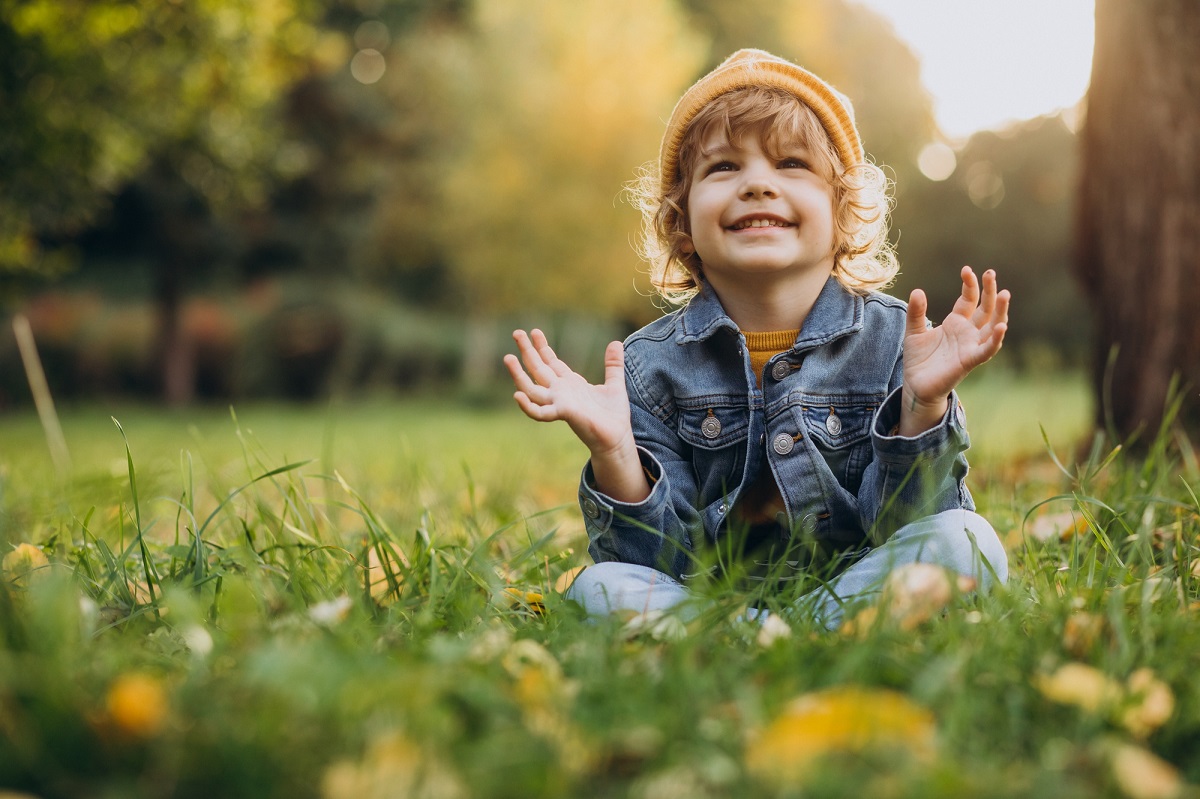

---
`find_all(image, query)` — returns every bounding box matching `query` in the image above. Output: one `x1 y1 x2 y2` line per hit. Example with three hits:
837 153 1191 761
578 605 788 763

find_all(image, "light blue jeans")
565 510 1007 630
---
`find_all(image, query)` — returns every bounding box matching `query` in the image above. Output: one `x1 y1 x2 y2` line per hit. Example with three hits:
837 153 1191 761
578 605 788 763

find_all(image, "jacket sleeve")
855 356 974 542
576 370 701 580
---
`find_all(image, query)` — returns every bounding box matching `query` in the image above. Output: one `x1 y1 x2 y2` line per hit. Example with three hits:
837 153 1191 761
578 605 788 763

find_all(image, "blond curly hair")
631 86 898 305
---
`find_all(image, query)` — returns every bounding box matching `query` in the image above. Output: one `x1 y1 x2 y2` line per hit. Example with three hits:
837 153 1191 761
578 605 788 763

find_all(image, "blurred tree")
893 115 1086 365
1075 0 1200 438
0 0 332 402
682 0 936 191
382 0 706 385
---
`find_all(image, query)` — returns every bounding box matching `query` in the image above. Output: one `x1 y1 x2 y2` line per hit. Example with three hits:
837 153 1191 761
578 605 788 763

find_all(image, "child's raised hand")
504 329 636 459
901 267 1009 434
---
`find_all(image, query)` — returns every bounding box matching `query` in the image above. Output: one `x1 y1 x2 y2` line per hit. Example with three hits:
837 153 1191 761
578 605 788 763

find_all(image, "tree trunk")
1075 0 1200 441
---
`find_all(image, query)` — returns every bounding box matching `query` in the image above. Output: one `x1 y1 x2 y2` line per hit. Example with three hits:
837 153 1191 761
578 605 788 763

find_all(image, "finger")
513 329 556 385
530 328 571 378
955 266 980 315
906 289 929 337
993 288 1011 327
513 391 559 423
975 269 998 323
503 353 551 403
602 341 626 391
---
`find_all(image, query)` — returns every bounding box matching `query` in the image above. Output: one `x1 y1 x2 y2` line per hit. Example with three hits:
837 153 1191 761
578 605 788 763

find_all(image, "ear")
680 236 695 255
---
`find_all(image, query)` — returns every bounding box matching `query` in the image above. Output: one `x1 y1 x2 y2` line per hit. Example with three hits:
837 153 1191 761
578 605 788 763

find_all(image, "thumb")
906 289 929 337
603 341 626 390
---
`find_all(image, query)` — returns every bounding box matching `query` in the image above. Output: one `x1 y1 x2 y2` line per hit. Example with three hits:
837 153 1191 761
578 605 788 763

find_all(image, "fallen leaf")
309 595 353 626
1063 612 1105 657
746 686 937 784
1108 741 1183 799
554 565 587 594
1027 511 1089 542
2 543 49 588
1122 669 1175 740
1034 662 1123 714
882 563 972 631
322 731 466 799
756 614 792 647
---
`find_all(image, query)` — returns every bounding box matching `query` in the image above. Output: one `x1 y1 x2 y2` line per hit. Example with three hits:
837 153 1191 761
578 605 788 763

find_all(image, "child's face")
685 127 836 292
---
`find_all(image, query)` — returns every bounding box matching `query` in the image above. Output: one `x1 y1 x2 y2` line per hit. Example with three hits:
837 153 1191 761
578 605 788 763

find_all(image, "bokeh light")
350 49 386 85
917 142 957 181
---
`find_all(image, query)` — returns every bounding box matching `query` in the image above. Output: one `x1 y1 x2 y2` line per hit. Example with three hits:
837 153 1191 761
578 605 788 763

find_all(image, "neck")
704 268 831 332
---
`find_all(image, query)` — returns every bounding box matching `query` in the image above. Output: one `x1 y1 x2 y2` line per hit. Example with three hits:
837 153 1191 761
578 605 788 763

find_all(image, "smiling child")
503 49 1010 628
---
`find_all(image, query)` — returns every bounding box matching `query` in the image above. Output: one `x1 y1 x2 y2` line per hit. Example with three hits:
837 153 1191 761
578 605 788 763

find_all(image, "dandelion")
105 673 168 738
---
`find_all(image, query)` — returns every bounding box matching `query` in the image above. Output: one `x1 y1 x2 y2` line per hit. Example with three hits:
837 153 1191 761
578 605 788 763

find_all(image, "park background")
2 0 1093 411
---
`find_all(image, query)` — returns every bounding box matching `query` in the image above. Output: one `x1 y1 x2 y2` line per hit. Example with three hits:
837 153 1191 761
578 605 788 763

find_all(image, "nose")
739 161 778 199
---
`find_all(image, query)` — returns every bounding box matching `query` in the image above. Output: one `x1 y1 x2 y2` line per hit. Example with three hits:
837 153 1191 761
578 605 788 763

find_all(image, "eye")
704 160 737 175
779 157 810 170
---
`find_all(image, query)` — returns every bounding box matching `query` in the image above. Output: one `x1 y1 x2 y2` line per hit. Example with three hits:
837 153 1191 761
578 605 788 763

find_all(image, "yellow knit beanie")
659 49 864 195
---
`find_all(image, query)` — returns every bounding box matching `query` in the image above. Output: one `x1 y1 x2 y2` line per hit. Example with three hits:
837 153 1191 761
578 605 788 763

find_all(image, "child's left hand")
901 266 1009 435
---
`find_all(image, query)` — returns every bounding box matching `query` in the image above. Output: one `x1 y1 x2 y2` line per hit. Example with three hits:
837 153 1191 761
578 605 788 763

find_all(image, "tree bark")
1075 0 1200 441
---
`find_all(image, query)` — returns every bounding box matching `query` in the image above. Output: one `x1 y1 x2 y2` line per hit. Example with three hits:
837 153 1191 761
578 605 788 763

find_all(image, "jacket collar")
677 275 864 349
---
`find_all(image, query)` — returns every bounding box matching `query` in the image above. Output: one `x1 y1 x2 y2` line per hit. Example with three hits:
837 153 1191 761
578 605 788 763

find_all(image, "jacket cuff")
578 446 667 533
871 386 970 465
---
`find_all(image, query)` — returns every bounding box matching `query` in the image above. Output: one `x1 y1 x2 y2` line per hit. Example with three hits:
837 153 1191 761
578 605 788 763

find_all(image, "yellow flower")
105 673 168 737
746 686 937 784
3 543 49 588
504 587 545 615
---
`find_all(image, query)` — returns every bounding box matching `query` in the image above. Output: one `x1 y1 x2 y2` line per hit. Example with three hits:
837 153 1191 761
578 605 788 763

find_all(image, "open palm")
503 329 634 459
904 267 1010 403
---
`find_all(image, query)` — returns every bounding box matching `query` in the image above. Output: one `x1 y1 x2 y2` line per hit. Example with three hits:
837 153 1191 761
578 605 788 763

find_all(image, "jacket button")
581 498 600 519
771 361 791 381
826 410 843 437
717 503 727 515
772 433 795 455
700 415 722 439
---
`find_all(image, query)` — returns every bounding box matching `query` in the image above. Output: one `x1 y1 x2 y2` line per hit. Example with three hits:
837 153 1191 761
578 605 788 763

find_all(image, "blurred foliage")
2 0 1087 402
0 0 332 277
894 115 1087 365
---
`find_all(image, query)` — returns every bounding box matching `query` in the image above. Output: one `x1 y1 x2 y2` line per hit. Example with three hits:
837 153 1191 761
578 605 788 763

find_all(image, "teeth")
734 218 788 229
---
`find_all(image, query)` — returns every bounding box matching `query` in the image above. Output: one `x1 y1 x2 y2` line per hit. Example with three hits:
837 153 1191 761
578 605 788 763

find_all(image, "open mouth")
728 217 794 230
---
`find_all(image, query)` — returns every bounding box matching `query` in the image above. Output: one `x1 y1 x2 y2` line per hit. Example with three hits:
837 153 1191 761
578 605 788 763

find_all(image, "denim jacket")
577 276 974 580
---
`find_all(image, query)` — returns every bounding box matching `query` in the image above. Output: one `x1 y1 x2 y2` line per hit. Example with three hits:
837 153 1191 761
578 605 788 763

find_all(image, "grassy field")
3 373 1199 798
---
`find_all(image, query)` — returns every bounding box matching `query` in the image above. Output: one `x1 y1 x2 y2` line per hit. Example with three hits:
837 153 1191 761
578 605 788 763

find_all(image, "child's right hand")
504 329 650 503
504 329 634 458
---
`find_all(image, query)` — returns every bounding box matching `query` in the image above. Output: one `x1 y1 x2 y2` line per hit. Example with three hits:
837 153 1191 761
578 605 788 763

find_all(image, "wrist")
898 388 949 437
590 437 651 503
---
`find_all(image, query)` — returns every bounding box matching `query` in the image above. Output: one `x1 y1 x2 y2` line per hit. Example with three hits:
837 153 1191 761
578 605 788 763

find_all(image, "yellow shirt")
733 329 799 527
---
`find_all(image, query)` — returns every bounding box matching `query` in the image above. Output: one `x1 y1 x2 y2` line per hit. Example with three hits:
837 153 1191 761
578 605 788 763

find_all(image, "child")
503 49 1010 628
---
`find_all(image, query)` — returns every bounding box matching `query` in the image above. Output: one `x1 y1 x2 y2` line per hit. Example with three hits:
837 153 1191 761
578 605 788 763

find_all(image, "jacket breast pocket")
795 397 879 493
677 401 749 506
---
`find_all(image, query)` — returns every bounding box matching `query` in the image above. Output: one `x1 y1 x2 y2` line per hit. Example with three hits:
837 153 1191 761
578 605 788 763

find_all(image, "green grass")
3 375 1200 799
